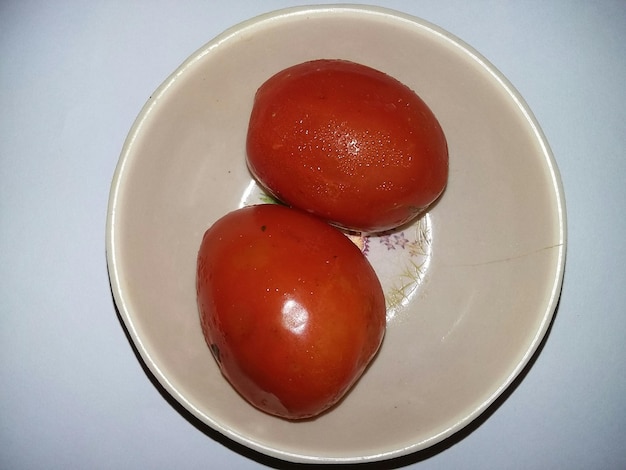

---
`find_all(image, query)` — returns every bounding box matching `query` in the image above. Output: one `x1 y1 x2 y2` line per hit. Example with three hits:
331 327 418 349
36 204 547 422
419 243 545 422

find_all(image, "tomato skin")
196 204 386 419
246 59 448 233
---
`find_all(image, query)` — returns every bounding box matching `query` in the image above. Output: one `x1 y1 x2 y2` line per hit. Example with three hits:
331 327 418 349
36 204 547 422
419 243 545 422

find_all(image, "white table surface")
2 1 625 468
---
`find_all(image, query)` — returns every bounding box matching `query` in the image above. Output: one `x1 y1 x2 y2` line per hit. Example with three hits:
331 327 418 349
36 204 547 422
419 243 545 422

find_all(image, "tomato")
246 59 448 233
196 204 386 419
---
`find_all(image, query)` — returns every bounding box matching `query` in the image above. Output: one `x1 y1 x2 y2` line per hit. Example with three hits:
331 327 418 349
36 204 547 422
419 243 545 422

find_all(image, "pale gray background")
1 1 625 468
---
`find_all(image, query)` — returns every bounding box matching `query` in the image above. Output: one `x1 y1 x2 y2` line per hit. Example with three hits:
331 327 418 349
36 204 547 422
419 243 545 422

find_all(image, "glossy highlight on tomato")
196 204 386 420
246 59 448 233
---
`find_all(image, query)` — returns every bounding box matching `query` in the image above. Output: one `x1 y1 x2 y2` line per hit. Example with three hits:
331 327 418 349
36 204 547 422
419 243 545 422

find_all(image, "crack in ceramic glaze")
447 243 564 268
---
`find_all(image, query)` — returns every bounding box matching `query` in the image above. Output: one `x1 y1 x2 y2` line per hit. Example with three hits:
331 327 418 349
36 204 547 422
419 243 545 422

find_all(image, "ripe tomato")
196 204 386 419
246 59 448 233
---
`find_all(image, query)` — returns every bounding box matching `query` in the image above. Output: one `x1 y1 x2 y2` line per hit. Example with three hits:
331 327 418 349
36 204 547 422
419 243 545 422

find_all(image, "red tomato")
246 59 448 233
196 204 386 419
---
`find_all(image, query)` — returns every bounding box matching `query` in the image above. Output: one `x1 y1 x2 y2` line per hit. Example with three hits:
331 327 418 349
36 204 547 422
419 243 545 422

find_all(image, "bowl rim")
106 3 567 464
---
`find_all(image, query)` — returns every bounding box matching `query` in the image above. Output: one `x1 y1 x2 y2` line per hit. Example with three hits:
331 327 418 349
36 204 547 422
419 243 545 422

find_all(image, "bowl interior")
107 5 565 463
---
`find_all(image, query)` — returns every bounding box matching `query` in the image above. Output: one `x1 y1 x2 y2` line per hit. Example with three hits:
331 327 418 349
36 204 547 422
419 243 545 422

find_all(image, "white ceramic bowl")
106 4 566 464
